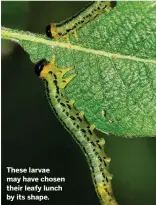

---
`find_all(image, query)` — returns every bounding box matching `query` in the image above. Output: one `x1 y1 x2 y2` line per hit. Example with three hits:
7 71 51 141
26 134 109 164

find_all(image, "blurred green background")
2 2 156 205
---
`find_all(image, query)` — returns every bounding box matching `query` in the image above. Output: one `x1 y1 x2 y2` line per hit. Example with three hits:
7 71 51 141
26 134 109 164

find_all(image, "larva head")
46 24 61 40
35 56 64 80
110 1 117 8
35 59 49 77
46 24 53 38
35 56 75 89
36 60 54 80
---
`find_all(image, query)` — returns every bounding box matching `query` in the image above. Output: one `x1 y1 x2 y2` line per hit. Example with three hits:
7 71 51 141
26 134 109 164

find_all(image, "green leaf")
1 2 156 137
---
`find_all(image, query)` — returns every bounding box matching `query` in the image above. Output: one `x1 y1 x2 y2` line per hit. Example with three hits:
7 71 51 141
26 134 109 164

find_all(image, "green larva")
46 1 117 40
35 56 118 205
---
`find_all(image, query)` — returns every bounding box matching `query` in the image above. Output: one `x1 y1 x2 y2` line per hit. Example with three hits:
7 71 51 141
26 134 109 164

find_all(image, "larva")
35 56 118 205
46 1 117 40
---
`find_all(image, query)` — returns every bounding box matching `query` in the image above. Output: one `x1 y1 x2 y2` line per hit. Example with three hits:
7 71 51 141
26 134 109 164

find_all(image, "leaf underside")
2 2 156 137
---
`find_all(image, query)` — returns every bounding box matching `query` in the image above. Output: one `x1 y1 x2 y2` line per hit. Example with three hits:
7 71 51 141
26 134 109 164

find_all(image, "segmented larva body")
35 56 118 205
46 1 116 40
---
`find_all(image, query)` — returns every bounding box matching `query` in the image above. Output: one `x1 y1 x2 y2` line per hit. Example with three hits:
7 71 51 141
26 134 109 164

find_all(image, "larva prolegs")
69 99 75 106
35 57 118 205
90 124 96 132
79 111 85 118
98 138 105 147
59 74 76 89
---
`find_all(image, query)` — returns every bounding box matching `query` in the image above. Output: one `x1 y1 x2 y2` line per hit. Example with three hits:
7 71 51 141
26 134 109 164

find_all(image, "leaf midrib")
2 27 156 65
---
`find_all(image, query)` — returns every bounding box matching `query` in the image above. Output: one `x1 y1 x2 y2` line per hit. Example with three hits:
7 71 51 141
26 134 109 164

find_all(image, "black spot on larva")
35 59 49 76
106 177 108 183
88 129 92 135
53 80 57 85
66 112 69 116
58 32 62 36
57 98 60 102
70 116 75 120
49 71 53 75
98 157 103 162
81 129 86 133
67 104 71 109
100 167 104 172
66 29 72 32
106 189 111 195
97 144 102 150
96 140 99 143
53 74 57 79
93 14 98 19
60 102 65 107
96 140 102 150
56 87 59 95
91 142 96 147
76 125 79 129
85 20 90 25
102 173 105 178
77 117 82 122
102 5 107 11
87 137 90 141
110 1 117 8
46 24 53 38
